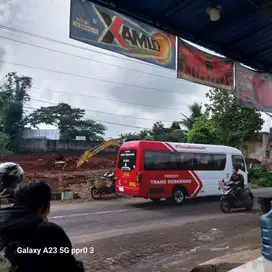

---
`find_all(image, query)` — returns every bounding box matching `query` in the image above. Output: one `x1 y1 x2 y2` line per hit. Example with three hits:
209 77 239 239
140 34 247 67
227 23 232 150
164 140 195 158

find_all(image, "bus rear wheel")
171 187 186 205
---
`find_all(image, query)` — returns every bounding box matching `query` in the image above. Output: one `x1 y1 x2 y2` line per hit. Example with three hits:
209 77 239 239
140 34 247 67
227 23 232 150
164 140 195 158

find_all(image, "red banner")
235 63 272 112
177 39 234 90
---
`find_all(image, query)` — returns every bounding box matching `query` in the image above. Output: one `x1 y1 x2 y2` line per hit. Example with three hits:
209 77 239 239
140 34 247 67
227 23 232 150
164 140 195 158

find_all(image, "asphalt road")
49 188 271 240
47 188 271 271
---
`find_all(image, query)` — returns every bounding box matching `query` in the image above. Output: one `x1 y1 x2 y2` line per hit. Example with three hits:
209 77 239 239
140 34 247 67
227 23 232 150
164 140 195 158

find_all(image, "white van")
116 141 248 203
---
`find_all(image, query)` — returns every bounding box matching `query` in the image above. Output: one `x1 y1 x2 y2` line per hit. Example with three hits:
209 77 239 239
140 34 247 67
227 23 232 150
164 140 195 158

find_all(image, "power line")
0 35 179 82
24 105 151 130
0 26 191 127
0 24 167 70
31 86 189 112
30 97 176 123
0 59 191 96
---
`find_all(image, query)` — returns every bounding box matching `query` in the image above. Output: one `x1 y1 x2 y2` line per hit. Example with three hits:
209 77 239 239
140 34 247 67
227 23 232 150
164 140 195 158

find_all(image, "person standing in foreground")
0 180 84 272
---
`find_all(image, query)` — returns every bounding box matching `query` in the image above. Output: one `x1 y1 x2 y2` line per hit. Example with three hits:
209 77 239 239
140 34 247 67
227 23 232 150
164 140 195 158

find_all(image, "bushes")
0 132 13 157
248 164 272 187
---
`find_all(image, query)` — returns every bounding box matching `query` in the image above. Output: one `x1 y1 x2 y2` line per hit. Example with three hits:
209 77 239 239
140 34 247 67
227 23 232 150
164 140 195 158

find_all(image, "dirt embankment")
0 153 117 194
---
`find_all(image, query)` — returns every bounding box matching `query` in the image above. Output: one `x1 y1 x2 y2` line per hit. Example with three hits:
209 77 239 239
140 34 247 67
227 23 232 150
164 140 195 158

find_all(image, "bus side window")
195 154 213 170
144 151 176 170
144 151 155 170
212 154 226 170
194 153 226 171
155 152 170 169
170 153 178 169
232 155 246 172
178 153 195 170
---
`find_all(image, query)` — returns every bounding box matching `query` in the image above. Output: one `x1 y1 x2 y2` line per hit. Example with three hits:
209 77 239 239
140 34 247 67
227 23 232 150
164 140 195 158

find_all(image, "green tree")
28 103 85 139
118 129 152 142
27 103 106 140
137 129 151 140
206 88 264 147
0 132 13 157
149 121 168 140
118 132 141 142
119 121 186 143
0 72 31 102
163 121 186 142
187 117 219 144
163 129 186 142
180 102 204 130
64 119 107 140
0 72 32 151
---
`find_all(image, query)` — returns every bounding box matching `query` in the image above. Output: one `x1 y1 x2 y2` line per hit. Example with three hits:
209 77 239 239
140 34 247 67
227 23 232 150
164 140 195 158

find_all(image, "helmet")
0 162 24 191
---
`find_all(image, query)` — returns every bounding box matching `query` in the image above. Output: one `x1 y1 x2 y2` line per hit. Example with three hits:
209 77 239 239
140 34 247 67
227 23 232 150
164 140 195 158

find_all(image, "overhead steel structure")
88 0 272 72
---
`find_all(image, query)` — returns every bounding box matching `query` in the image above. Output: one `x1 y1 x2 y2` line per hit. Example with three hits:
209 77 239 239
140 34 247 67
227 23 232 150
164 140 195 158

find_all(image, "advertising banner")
235 63 272 112
177 39 234 90
70 0 176 69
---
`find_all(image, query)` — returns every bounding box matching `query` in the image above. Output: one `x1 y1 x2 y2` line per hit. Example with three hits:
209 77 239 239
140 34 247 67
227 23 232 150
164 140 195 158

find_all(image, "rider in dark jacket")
230 167 244 197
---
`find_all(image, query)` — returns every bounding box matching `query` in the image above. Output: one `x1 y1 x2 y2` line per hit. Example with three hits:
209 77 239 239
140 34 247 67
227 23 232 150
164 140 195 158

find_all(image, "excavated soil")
0 153 117 193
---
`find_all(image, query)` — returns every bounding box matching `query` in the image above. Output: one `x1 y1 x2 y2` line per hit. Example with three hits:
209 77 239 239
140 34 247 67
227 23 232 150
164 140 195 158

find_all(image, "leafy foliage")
205 88 264 146
0 132 13 157
63 119 107 141
149 121 169 141
0 72 32 152
28 103 84 128
119 121 186 142
28 103 106 140
118 132 143 142
180 102 204 130
149 121 185 141
248 165 272 187
187 117 219 144
0 72 31 102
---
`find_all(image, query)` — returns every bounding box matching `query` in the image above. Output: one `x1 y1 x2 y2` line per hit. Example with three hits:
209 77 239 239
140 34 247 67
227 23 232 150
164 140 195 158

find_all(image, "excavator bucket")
76 138 121 168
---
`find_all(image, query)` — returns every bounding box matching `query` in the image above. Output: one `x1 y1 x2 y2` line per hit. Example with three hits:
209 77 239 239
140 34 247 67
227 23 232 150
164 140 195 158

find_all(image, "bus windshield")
118 149 137 170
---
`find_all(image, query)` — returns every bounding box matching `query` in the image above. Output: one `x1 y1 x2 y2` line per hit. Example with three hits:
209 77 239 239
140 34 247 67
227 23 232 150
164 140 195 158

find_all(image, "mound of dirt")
25 168 115 193
0 153 117 195
0 153 117 172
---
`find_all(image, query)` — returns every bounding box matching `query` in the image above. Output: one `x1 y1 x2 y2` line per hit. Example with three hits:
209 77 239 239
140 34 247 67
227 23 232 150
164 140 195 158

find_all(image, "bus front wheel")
171 187 186 205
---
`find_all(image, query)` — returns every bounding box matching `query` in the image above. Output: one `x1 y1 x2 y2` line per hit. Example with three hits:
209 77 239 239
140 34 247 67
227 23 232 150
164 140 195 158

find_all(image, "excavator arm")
76 138 121 168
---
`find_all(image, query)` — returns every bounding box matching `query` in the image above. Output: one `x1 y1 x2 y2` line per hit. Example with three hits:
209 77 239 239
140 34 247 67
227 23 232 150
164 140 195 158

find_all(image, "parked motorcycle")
220 180 254 213
90 171 122 200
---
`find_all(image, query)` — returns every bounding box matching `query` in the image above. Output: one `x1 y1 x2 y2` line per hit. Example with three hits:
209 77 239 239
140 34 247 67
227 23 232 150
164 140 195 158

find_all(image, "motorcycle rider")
0 162 24 202
230 167 244 197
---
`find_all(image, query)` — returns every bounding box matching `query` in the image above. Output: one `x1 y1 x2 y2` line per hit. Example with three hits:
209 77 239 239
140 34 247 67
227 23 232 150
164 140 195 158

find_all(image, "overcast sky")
0 0 270 138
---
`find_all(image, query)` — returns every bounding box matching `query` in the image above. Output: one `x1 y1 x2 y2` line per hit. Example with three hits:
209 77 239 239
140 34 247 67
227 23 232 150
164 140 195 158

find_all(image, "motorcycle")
220 180 254 213
90 171 122 200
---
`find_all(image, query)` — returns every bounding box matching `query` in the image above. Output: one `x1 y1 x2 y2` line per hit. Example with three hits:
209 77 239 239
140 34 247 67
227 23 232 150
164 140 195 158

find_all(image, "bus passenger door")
231 155 248 184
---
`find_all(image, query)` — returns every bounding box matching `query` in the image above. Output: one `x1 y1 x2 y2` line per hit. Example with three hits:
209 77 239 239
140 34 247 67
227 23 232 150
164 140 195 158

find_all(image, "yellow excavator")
76 138 121 168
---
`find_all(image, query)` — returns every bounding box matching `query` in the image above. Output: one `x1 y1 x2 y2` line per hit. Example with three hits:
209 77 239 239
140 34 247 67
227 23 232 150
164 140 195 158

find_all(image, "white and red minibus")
115 140 247 205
